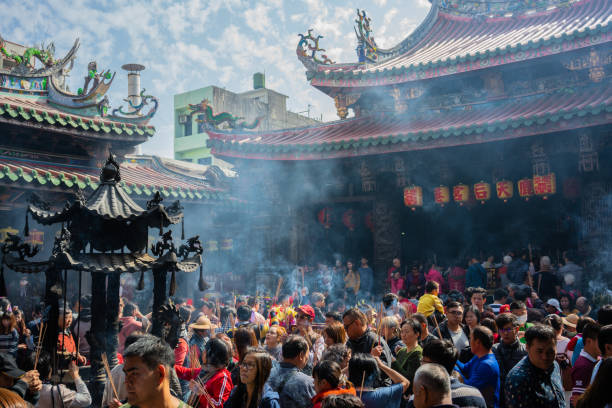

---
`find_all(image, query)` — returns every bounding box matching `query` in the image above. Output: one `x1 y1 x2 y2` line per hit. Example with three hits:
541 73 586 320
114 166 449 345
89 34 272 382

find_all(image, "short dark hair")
598 324 612 353
543 314 563 332
494 288 508 300
525 324 556 346
321 394 365 408
123 302 136 317
124 333 145 350
597 305 612 326
422 339 458 374
342 308 367 326
237 305 252 322
348 353 379 388
582 322 601 341
480 318 498 334
445 301 463 310
510 301 526 311
495 313 517 329
425 281 439 293
577 317 596 334
321 344 350 366
471 326 494 350
412 313 428 328
401 318 422 338
382 293 399 308
282 335 309 359
325 311 342 322
205 337 231 367
124 334 175 370
313 360 342 388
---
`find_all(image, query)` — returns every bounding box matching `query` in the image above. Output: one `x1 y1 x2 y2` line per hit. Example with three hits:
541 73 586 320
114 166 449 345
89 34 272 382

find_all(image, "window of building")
184 117 192 136
197 157 212 165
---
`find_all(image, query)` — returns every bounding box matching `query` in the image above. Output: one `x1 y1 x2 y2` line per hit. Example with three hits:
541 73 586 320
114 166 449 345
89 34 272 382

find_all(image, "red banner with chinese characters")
317 207 332 229
434 186 450 206
517 178 534 200
533 173 556 199
473 182 491 203
496 180 513 201
453 184 470 204
403 186 423 209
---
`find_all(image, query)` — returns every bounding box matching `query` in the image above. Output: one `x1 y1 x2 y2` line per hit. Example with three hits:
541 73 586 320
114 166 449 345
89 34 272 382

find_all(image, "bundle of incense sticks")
275 277 284 300
376 304 383 346
359 371 366 398
189 346 201 369
189 377 215 408
33 322 47 371
101 353 119 400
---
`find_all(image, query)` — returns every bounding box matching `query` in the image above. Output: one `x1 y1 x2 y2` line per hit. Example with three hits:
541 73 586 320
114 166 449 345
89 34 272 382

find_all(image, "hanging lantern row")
402 173 557 207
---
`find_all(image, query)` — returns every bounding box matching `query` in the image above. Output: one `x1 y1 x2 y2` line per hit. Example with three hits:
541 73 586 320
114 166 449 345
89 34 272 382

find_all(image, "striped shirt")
0 329 19 356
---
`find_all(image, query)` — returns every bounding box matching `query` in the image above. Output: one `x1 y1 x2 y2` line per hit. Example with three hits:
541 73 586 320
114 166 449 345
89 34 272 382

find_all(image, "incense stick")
275 277 284 300
359 370 366 399
33 321 45 370
376 304 383 346
432 314 443 339
102 353 119 400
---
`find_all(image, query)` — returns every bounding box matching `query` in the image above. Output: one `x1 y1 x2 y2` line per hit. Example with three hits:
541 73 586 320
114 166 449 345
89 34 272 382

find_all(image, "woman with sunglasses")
226 348 280 408
295 305 325 373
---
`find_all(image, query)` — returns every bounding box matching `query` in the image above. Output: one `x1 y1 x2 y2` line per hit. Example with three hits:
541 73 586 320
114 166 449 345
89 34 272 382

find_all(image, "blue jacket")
456 353 500 408
268 362 315 408
465 263 487 288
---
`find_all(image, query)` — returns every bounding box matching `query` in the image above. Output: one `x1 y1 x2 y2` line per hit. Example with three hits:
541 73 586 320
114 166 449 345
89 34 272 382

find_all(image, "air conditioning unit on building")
178 114 189 124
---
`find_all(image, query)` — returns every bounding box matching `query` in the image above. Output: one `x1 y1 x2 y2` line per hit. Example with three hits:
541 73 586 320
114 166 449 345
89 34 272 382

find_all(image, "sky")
4 0 431 158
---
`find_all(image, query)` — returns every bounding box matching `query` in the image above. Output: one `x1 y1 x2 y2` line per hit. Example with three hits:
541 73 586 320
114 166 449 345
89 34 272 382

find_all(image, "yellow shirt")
416 293 444 317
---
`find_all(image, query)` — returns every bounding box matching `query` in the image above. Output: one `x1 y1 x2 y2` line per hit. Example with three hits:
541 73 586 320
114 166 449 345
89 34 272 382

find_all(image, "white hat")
546 298 562 313
503 256 512 265
540 256 551 266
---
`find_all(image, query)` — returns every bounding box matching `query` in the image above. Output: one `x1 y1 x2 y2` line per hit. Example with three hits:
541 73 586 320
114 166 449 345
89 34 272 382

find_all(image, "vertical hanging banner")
517 178 534 201
453 184 470 205
496 180 513 202
434 186 450 206
533 173 556 199
473 181 491 204
403 186 423 210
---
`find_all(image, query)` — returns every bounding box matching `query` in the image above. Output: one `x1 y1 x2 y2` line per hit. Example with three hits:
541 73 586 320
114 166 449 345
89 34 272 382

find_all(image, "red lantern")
496 180 513 202
403 186 423 210
533 173 556 199
434 186 450 206
317 207 332 229
365 212 374 232
518 178 534 201
453 184 469 205
342 209 355 231
473 181 491 203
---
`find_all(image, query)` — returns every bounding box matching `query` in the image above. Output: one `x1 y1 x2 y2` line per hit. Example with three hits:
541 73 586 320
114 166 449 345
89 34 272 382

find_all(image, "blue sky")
5 0 431 158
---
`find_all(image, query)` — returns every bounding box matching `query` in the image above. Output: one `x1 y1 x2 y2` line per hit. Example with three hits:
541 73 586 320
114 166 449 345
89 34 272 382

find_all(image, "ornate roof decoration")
0 36 80 78
296 29 335 70
187 99 262 130
301 0 611 88
354 9 379 63
207 84 612 160
108 88 159 125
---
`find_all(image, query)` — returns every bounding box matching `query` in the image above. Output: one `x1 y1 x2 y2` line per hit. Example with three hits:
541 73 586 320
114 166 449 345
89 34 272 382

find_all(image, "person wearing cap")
188 315 217 364
562 314 578 337
296 305 325 372
0 353 41 405
545 299 563 316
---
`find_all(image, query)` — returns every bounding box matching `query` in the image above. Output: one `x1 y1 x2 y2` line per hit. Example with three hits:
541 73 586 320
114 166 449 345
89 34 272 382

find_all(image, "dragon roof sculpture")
187 99 262 130
0 35 80 78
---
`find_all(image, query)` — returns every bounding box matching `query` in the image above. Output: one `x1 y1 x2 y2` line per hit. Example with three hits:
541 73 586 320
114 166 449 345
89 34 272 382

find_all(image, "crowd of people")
0 251 610 408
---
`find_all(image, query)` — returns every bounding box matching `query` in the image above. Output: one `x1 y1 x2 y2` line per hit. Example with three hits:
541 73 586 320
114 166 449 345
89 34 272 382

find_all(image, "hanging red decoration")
517 178 534 201
473 181 491 204
496 180 513 202
317 207 332 229
453 184 470 205
403 186 423 210
533 173 556 199
365 211 374 232
434 186 450 206
342 209 355 231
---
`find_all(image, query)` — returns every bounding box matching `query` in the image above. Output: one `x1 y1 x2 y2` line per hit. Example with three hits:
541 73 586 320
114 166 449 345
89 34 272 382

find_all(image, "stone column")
151 267 167 337
372 198 401 294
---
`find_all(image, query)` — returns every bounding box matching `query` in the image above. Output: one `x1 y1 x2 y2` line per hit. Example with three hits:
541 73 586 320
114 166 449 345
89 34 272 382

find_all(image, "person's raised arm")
374 356 410 393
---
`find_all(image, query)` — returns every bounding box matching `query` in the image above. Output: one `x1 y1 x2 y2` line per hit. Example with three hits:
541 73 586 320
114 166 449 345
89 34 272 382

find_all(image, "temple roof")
207 83 612 160
0 155 232 203
0 94 154 141
303 0 611 88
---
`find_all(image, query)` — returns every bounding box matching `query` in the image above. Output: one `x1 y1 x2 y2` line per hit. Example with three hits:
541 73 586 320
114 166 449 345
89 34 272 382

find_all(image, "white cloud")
244 4 273 33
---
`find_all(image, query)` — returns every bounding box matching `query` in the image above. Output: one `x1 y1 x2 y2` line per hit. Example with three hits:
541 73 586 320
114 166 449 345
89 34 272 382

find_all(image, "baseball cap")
297 305 315 320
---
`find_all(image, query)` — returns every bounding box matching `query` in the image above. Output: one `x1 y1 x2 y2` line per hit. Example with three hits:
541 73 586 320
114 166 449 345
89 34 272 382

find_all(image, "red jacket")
312 387 356 408
175 366 233 408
